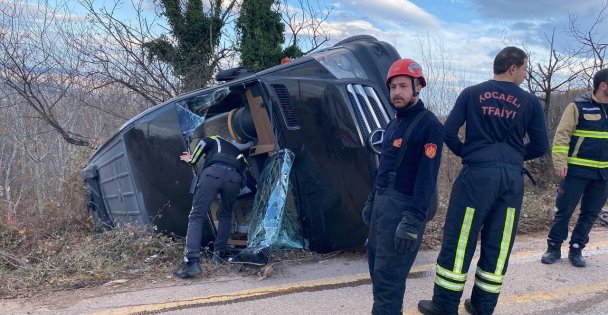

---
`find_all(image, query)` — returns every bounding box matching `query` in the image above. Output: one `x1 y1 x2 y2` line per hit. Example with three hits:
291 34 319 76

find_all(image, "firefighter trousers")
548 175 608 248
431 164 523 315
185 163 242 260
367 188 427 315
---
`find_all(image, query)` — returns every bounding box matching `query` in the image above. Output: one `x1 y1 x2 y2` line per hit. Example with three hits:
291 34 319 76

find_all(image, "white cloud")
467 0 603 19
334 0 439 29
318 0 604 91
371 20 535 85
324 20 385 42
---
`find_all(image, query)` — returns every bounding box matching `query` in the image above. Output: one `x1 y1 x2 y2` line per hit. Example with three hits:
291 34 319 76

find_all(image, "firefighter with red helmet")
363 58 443 314
418 47 549 315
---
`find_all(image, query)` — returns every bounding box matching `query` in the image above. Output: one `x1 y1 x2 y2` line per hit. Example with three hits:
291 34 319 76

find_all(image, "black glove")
362 192 374 226
394 211 422 253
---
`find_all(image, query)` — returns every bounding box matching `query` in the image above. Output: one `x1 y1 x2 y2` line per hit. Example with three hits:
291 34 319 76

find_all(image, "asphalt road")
2 228 608 315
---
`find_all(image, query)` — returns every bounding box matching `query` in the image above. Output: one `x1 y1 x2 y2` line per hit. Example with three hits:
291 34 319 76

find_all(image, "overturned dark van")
83 35 400 254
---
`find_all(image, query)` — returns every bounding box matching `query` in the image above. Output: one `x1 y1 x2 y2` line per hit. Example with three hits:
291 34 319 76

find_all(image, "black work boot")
464 298 479 315
417 300 458 315
541 241 561 264
568 244 586 267
174 259 202 278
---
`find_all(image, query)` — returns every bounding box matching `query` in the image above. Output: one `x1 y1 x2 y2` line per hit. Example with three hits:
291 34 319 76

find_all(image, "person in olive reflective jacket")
542 68 608 268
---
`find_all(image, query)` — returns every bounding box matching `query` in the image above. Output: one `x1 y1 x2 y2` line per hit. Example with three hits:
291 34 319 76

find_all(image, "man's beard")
392 97 407 105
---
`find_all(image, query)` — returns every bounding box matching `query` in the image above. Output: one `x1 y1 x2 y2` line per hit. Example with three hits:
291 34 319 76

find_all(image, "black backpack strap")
387 110 428 188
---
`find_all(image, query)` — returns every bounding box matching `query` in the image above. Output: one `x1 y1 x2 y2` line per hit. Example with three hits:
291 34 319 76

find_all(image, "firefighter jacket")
375 100 444 222
189 135 246 173
552 93 608 180
444 80 549 166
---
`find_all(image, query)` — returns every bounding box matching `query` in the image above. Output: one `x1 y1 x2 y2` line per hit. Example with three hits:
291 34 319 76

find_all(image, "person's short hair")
593 68 608 94
493 47 528 75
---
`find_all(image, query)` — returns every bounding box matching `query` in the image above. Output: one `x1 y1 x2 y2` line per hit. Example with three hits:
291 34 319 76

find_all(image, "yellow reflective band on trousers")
475 279 501 294
476 267 503 284
495 207 515 275
436 264 467 282
433 207 475 292
434 276 465 292
567 157 608 168
573 129 608 138
454 207 475 273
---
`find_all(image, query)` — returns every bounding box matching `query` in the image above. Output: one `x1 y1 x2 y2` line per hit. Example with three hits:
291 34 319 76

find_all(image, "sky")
322 0 607 83
126 0 607 87
5 0 606 88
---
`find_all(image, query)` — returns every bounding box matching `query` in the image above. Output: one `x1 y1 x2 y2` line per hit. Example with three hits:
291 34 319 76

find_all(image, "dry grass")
518 182 558 234
0 223 183 297
0 153 186 298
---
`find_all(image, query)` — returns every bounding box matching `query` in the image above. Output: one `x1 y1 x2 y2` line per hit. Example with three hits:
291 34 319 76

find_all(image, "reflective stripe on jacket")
552 94 608 179
189 135 245 173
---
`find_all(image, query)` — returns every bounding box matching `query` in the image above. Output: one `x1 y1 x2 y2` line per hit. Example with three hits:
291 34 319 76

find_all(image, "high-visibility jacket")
552 93 608 180
189 135 246 173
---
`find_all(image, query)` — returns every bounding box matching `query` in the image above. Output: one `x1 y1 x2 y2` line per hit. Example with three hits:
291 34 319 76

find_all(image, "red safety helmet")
385 59 426 88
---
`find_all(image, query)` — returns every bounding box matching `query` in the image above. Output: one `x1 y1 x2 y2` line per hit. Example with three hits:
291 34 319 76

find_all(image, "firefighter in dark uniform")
175 128 245 278
418 47 549 315
362 58 444 314
542 68 608 268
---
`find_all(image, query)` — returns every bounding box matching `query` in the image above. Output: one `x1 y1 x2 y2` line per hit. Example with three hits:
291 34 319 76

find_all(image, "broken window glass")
247 149 303 250
176 103 206 142
176 87 229 115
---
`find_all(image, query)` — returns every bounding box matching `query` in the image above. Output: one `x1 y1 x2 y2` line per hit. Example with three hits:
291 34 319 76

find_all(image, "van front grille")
346 84 390 170
346 84 389 134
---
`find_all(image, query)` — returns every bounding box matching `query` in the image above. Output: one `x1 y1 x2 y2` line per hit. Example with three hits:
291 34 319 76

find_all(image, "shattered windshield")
247 149 303 249
176 104 206 140
312 48 368 80
177 87 229 116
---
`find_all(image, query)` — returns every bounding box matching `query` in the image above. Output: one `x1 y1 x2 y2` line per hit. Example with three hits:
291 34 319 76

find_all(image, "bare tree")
526 29 582 121
76 0 180 103
522 29 583 178
77 0 241 98
569 0 607 87
0 0 92 146
415 34 465 116
275 0 332 55
0 113 23 223
414 34 468 190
